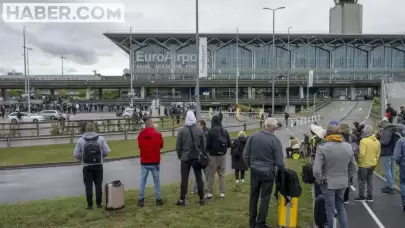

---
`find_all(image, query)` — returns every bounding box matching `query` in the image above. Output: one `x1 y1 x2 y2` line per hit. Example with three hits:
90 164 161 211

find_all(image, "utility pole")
195 0 201 120
286 26 292 113
22 27 27 95
129 26 134 107
26 48 33 113
60 54 66 76
236 27 239 106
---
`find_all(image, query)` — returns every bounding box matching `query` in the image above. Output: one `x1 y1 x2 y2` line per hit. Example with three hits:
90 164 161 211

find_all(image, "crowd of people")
70 104 405 227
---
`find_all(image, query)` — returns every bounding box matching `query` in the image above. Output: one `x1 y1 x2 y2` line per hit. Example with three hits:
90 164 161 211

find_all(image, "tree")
8 89 19 97
77 89 87 98
58 89 67 98
103 90 118 99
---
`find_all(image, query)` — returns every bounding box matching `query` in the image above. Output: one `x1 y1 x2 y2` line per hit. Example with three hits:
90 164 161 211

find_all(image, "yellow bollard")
278 195 298 228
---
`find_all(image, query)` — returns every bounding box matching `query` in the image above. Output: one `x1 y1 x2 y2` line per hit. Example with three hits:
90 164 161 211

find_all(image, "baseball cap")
328 120 340 126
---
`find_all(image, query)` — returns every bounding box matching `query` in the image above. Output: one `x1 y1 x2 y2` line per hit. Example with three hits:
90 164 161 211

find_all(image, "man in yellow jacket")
354 125 381 203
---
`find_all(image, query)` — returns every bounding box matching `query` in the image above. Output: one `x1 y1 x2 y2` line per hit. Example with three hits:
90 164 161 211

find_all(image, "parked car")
37 110 62 120
8 112 45 124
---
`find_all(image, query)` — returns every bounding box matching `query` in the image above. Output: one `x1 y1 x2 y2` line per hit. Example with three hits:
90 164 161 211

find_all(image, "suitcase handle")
112 180 122 187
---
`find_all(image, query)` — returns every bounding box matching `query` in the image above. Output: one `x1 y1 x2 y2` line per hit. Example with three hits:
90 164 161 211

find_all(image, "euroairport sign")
134 51 211 69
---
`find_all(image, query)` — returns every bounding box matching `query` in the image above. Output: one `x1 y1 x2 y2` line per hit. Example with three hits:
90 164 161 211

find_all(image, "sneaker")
344 200 349 204
175 199 186 206
241 179 245 183
366 196 374 203
353 196 366 202
236 180 240 184
199 199 205 206
204 193 213 199
137 199 144 208
96 204 102 209
156 199 164 206
86 205 93 210
381 187 396 194
219 193 225 199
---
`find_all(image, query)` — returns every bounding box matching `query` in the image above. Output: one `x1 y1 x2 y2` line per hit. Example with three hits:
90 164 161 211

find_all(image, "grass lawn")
0 129 260 167
0 159 313 228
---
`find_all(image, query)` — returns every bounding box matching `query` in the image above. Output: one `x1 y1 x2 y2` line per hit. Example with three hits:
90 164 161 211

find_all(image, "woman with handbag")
231 131 249 184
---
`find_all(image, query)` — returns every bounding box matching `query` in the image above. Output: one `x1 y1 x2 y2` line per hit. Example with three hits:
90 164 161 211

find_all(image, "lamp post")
195 0 201 120
263 6 286 116
22 27 27 95
129 26 134 107
236 27 239 106
60 54 66 76
26 47 33 113
286 26 292 113
302 36 316 110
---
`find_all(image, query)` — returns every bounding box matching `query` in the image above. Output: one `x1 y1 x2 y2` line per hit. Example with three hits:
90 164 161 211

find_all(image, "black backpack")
217 129 228 154
301 163 315 184
275 168 302 203
82 136 102 164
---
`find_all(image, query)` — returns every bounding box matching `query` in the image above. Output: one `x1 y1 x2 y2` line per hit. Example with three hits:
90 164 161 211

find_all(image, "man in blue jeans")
378 119 397 194
137 118 164 207
393 135 405 210
313 125 358 228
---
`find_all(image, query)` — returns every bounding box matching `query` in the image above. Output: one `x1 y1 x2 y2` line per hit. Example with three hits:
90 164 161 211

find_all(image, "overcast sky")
0 0 404 76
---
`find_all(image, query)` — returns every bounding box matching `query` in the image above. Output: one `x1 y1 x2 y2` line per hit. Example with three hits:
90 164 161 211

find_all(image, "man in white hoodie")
175 111 206 206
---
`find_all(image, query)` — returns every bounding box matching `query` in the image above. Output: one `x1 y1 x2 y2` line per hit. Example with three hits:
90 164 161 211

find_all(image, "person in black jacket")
191 120 209 194
231 131 249 184
386 103 397 123
205 115 231 199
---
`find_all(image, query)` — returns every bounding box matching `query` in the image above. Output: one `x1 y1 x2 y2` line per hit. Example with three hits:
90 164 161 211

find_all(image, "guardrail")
0 121 260 148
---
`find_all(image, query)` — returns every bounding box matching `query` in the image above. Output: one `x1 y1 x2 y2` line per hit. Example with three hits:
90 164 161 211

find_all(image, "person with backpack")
191 120 209 194
231 131 248 185
73 123 111 209
175 111 206 206
313 125 358 228
386 103 397 123
377 119 399 194
205 115 231 199
243 117 284 228
353 125 381 203
393 131 405 211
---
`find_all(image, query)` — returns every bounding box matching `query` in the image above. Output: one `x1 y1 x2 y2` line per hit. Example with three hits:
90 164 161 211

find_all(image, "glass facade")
129 35 405 76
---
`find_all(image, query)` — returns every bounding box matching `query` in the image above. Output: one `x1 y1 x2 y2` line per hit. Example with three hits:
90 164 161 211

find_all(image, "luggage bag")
277 194 298 228
105 180 125 210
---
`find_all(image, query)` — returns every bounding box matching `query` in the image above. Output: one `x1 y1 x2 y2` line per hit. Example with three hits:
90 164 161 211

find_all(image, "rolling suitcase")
105 180 125 210
277 195 298 228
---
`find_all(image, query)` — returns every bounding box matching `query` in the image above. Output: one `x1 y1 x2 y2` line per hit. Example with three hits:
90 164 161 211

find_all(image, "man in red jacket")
137 117 164 207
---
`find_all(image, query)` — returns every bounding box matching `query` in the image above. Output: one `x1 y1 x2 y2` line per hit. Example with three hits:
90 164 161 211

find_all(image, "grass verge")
374 160 400 186
0 129 260 167
0 159 313 228
370 97 381 119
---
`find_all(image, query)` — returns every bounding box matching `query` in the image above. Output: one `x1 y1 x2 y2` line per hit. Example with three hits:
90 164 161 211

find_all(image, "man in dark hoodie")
205 115 231 199
73 123 111 209
191 120 210 194
377 119 398 194
175 111 206 206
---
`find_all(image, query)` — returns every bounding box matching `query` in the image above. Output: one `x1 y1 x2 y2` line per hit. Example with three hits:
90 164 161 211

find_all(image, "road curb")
0 149 175 171
373 171 401 193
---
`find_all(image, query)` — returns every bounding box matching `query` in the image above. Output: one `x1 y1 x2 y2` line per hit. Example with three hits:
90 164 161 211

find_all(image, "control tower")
329 0 363 34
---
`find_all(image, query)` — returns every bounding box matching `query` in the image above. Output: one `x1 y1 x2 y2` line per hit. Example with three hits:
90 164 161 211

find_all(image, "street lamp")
60 54 66 76
286 26 292 113
26 47 33 113
302 35 316 110
263 6 286 116
195 0 201 120
236 27 239 106
22 27 27 95
129 26 134 107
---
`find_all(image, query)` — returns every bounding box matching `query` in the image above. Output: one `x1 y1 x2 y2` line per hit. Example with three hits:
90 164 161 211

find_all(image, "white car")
8 112 45 124
123 108 134 118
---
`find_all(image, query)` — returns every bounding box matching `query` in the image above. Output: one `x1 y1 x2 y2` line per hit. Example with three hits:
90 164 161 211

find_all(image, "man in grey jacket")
377 119 398 194
73 123 111 209
175 110 206 206
243 117 284 228
313 126 358 228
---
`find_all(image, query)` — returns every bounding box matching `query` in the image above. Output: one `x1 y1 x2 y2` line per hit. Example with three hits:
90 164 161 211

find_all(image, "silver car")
37 110 62 120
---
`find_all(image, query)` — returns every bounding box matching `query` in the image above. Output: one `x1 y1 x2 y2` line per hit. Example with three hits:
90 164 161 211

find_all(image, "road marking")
362 202 386 228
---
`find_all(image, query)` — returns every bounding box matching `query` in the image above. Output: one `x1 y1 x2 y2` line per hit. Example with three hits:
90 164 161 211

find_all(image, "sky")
0 0 404 76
